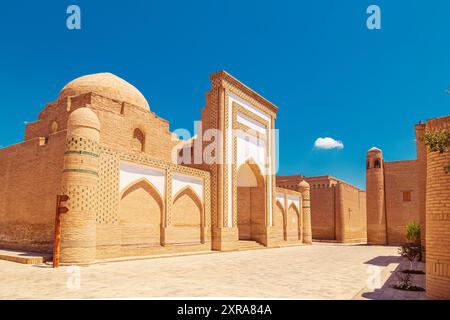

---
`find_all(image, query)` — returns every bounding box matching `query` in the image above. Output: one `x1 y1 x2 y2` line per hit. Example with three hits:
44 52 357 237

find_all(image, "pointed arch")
118 178 163 247
288 203 300 215
132 128 145 152
288 200 300 212
120 177 164 205
236 158 266 242
237 158 266 185
170 185 204 244
274 200 285 228
287 203 301 241
172 185 203 211
275 199 284 210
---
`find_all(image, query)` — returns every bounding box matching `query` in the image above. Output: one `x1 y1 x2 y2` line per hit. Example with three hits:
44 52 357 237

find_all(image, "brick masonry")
0 71 311 265
366 115 450 299
277 175 366 243
424 115 450 299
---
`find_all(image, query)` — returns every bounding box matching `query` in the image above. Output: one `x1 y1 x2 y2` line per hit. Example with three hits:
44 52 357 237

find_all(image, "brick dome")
68 107 100 131
59 73 150 111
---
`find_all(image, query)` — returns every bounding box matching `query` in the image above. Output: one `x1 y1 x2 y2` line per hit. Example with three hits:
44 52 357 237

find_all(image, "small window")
367 161 371 169
132 128 145 152
374 158 381 168
402 191 412 202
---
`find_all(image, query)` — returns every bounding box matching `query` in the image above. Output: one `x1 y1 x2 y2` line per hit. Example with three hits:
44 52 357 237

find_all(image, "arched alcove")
118 179 163 247
132 128 145 152
171 186 203 244
287 204 300 241
374 158 381 168
274 200 286 241
236 160 266 242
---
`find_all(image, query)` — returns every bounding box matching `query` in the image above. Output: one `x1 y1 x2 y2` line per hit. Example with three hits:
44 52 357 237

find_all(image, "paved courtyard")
0 243 426 299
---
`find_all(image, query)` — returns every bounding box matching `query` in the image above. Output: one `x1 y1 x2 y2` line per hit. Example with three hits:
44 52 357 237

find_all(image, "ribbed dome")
59 73 150 111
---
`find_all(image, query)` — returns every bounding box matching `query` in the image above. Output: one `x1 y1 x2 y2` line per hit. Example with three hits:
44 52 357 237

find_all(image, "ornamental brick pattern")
0 71 308 263
60 108 100 264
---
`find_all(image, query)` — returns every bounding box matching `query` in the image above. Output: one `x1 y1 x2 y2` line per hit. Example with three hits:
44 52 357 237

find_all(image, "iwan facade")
0 71 312 264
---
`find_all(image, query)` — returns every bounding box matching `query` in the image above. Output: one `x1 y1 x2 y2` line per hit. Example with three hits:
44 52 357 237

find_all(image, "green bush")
406 221 420 245
423 130 450 173
423 130 450 154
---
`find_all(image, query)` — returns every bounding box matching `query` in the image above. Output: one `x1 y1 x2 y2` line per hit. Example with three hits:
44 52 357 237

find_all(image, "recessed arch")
238 156 266 180
170 186 204 244
287 203 301 241
172 185 203 211
237 158 266 185
374 158 381 168
274 200 285 228
237 159 266 242
118 178 163 247
275 199 284 212
132 128 145 152
120 177 164 203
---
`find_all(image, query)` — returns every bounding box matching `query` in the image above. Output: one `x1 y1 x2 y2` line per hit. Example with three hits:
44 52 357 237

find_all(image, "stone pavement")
0 243 426 299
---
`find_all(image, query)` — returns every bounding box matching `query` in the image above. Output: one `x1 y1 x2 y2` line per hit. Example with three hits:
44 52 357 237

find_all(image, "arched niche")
170 186 203 244
236 160 266 242
287 204 301 241
118 179 163 247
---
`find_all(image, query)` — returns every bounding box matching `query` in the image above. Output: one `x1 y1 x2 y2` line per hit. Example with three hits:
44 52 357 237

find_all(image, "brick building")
366 147 421 246
276 175 366 243
367 115 450 299
0 71 312 264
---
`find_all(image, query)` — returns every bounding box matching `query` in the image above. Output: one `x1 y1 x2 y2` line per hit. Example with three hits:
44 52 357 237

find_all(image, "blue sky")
0 1 449 189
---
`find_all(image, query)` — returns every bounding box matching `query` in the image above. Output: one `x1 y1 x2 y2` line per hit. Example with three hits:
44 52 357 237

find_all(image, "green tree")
423 130 450 173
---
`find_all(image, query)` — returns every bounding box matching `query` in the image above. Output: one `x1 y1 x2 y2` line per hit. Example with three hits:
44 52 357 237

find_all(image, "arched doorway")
171 187 203 244
287 204 301 241
119 179 163 247
274 200 286 241
236 161 266 243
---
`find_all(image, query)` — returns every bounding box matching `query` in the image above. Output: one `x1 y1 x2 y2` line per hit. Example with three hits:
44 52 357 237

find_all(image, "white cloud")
314 137 344 150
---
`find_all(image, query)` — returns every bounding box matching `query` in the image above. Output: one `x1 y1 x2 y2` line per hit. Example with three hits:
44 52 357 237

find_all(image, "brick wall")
0 132 66 253
336 183 367 243
384 160 420 245
278 175 366 243
309 186 335 240
425 115 450 299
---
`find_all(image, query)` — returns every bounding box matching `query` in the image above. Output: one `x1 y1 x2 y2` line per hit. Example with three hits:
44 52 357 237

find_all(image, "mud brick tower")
366 147 387 245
